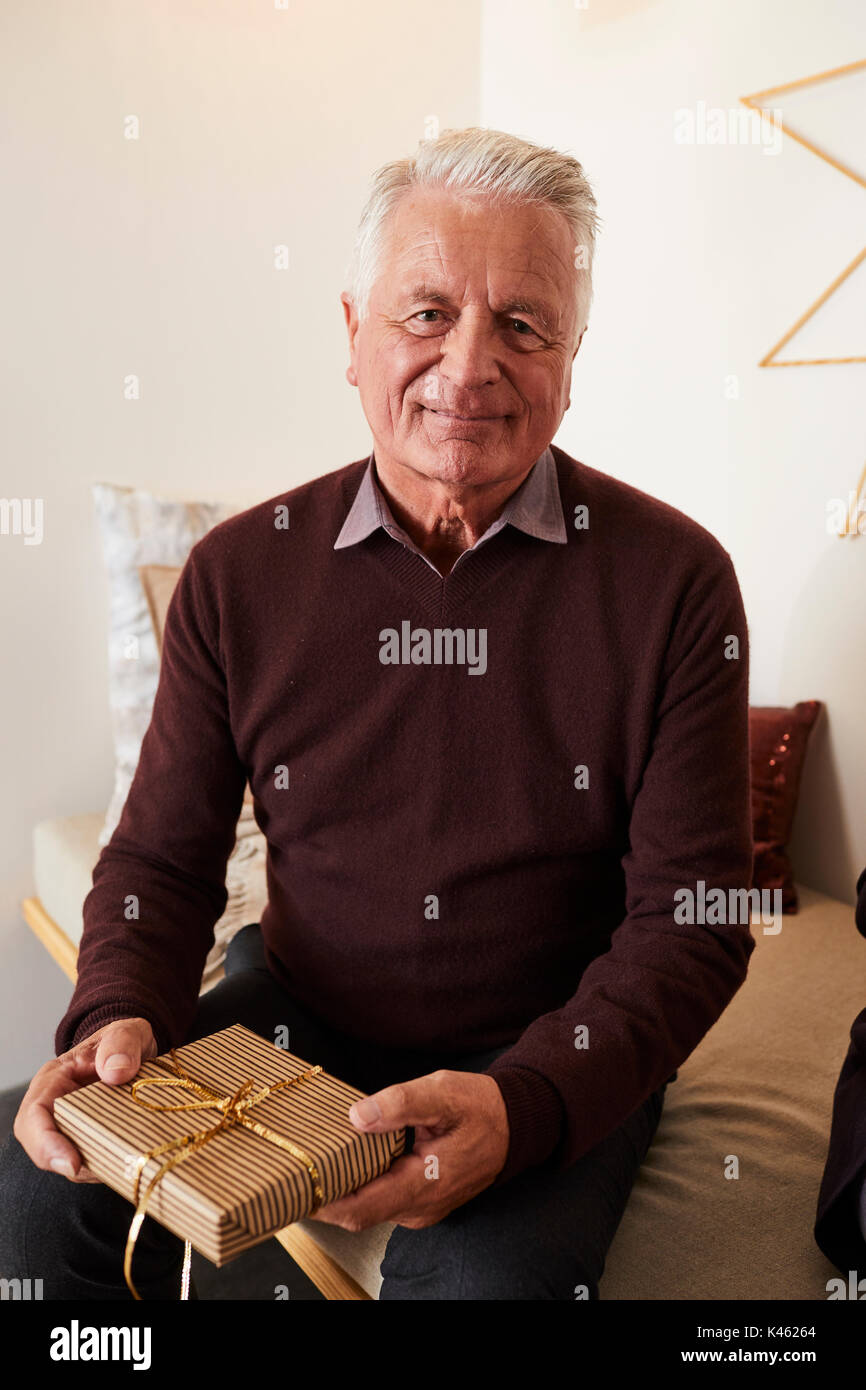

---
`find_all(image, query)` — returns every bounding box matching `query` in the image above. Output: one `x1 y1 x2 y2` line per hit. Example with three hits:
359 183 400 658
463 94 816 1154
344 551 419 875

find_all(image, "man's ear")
341 291 360 387
573 327 586 361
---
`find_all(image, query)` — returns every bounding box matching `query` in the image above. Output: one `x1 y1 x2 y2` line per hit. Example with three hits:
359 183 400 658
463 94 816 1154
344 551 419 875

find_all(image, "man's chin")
411 434 505 485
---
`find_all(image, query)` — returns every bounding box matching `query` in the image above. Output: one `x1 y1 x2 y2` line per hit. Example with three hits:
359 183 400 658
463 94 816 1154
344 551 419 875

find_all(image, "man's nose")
437 312 501 389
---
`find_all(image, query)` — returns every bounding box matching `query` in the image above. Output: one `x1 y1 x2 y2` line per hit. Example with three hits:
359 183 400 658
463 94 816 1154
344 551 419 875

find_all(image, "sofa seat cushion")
32 812 264 995
33 813 105 953
599 883 864 1299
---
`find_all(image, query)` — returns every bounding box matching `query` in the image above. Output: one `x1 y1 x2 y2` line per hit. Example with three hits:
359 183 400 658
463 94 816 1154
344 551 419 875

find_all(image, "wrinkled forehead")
375 187 578 314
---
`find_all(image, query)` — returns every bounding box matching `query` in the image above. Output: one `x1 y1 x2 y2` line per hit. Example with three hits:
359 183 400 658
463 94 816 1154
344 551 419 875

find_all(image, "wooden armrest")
21 896 78 983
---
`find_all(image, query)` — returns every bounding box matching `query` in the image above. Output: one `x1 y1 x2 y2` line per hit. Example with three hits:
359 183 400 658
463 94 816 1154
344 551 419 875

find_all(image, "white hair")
344 126 599 340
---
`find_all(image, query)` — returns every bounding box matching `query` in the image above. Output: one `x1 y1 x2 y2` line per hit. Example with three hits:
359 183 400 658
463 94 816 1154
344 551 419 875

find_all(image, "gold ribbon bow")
123 1048 324 1300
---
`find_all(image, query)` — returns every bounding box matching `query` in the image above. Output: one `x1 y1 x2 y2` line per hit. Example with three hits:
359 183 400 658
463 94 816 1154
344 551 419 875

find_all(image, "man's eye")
410 310 539 337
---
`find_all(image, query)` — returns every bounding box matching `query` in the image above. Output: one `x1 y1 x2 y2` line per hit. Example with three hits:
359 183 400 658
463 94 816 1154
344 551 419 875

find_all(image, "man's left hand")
306 1070 510 1231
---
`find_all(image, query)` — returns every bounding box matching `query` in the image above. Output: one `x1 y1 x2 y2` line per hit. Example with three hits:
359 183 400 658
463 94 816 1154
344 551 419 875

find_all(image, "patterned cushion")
92 483 267 991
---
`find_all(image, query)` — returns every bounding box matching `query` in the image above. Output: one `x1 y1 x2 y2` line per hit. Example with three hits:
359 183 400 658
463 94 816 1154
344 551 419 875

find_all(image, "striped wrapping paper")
53 1023 406 1266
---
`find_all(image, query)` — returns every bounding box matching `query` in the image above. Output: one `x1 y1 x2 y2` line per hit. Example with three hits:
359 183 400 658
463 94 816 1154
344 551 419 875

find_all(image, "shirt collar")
334 445 567 557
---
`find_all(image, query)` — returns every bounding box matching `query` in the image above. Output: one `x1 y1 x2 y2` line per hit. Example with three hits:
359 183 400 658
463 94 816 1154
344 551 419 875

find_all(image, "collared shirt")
333 445 568 576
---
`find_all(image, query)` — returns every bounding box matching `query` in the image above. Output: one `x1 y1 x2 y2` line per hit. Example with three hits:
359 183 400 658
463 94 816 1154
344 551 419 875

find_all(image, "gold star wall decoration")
742 59 866 538
740 57 866 368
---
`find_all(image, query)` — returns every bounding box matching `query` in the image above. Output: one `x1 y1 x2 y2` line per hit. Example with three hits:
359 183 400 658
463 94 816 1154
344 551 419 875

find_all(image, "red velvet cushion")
749 701 822 913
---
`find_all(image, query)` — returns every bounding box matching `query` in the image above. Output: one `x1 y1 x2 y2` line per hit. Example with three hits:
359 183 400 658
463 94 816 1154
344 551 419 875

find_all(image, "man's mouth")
423 407 502 421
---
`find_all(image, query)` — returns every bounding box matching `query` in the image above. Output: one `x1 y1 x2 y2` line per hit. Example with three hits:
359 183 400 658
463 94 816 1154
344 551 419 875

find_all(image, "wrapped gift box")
53 1023 406 1268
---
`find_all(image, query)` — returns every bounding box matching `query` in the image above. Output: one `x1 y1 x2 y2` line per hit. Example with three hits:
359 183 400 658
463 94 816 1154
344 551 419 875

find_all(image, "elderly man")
0 127 754 1300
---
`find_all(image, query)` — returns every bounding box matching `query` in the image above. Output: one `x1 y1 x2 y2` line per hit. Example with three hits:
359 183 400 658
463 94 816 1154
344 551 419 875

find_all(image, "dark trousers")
0 925 667 1300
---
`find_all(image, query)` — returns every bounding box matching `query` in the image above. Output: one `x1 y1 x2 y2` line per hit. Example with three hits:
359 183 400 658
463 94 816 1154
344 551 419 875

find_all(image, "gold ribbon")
122 1048 324 1300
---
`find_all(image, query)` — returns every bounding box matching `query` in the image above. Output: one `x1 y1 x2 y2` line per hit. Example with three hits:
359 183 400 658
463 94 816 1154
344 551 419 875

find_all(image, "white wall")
0 0 480 1088
3 0 864 1092
481 0 866 904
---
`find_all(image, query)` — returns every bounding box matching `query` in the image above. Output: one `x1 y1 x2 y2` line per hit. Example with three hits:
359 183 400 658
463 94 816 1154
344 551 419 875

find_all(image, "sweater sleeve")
486 545 755 1185
54 541 247 1057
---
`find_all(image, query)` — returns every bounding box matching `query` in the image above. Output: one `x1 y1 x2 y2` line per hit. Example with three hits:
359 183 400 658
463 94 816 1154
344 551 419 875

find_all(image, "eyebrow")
403 283 560 337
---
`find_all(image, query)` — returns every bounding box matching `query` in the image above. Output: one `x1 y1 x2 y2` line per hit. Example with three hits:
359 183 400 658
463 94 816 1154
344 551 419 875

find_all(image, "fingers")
308 1152 432 1231
348 1071 456 1135
67 1165 103 1184
12 1016 156 1181
14 1054 98 1177
91 1018 156 1085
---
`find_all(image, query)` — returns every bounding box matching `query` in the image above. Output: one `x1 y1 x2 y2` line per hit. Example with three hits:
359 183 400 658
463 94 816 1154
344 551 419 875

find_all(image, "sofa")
23 811 863 1300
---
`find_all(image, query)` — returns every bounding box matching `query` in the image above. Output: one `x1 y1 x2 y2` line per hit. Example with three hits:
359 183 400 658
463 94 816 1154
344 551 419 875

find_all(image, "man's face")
342 186 584 492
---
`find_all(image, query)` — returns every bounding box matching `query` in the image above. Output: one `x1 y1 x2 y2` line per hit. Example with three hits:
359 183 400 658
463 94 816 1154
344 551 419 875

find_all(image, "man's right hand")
13 1018 158 1183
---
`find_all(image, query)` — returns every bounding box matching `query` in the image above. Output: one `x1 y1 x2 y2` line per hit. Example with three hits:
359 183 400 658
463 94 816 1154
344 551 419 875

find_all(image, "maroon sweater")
57 445 755 1185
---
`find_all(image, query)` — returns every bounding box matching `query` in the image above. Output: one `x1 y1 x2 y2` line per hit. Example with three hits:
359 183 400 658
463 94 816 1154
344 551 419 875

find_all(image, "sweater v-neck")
356 522 529 625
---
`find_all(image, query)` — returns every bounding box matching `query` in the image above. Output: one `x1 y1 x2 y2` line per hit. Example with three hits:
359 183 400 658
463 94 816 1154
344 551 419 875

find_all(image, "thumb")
93 1019 156 1085
348 1074 450 1133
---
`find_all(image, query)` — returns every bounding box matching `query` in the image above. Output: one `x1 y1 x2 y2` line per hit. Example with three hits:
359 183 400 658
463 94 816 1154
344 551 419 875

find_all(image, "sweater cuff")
485 1064 566 1186
57 1006 169 1058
